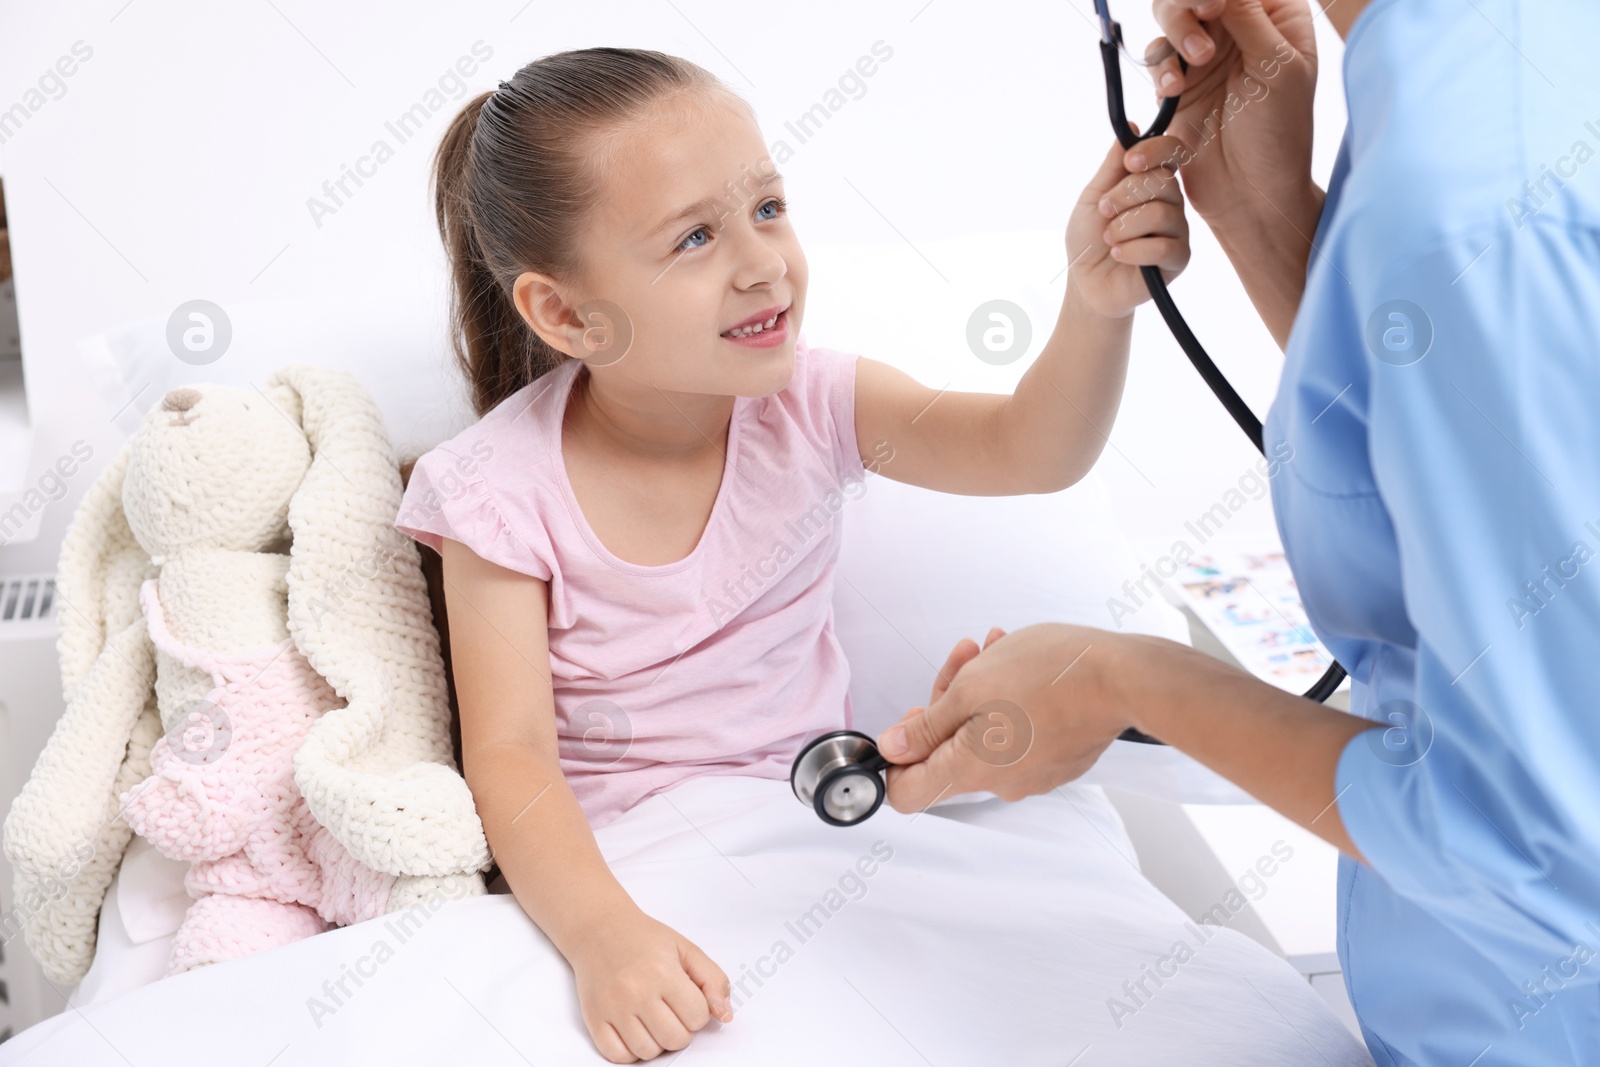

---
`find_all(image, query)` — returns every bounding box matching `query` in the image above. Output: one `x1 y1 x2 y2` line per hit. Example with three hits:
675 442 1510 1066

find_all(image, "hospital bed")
0 232 1372 1064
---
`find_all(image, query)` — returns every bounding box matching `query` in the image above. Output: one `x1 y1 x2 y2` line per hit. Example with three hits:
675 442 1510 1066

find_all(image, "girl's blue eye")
675 197 788 253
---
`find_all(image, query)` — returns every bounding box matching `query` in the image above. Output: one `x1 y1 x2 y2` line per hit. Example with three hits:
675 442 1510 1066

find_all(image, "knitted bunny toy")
2 364 490 984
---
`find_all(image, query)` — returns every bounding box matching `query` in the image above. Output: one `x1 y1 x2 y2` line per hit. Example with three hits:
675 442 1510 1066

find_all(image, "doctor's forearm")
1205 183 1326 351
1113 633 1371 859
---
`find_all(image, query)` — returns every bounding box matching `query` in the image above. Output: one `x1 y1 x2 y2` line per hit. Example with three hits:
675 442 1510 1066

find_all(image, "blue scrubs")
1264 0 1600 1062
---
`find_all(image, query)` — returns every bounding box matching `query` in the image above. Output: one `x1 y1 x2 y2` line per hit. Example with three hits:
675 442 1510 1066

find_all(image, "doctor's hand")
1124 0 1320 234
876 623 1136 811
1067 138 1191 320
1114 0 1324 347
925 625 1007 704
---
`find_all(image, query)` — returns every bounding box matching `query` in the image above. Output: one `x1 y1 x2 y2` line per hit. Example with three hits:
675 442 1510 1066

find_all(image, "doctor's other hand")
925 625 1008 706
876 623 1134 811
887 625 1007 747
1067 138 1191 320
1131 0 1320 232
570 906 733 1063
887 625 1009 749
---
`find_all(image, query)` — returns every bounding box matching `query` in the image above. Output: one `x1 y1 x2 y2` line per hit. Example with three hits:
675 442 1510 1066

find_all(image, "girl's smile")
720 305 791 348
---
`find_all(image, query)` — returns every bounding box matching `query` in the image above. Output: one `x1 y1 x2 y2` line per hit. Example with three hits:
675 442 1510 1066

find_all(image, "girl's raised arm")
852 140 1189 496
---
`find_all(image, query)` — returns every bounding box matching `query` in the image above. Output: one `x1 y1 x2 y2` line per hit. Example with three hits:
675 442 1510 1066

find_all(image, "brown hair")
432 47 741 418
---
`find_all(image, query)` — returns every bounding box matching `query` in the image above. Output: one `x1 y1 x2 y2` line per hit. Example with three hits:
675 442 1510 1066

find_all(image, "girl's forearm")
999 281 1133 490
1114 633 1372 859
465 742 636 960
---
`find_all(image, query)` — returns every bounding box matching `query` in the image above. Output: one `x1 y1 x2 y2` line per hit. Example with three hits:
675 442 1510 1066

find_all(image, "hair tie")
497 80 512 91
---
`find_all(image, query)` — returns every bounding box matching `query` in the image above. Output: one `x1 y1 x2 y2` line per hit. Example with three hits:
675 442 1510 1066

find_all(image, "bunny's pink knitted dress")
119 577 394 974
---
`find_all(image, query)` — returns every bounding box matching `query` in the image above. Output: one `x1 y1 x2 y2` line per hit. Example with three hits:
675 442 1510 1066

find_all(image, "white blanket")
0 776 1372 1066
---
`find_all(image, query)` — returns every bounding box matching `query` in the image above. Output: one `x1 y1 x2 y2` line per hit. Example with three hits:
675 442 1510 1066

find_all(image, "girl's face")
567 94 806 399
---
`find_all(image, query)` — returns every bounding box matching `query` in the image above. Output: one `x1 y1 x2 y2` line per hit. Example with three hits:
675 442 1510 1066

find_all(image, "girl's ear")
511 269 580 359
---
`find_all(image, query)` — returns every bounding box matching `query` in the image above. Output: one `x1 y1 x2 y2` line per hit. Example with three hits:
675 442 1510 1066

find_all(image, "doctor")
877 0 1600 1062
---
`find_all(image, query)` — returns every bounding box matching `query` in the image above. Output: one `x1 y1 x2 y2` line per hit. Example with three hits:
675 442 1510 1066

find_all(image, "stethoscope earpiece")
790 730 890 826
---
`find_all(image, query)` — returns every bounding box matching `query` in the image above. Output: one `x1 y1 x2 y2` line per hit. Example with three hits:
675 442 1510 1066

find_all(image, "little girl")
394 46 1187 1064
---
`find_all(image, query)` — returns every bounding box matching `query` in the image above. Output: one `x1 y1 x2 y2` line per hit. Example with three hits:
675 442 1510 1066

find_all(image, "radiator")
0 573 65 1042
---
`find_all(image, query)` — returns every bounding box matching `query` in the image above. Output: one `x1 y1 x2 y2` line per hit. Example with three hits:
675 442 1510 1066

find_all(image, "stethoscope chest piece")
790 730 891 826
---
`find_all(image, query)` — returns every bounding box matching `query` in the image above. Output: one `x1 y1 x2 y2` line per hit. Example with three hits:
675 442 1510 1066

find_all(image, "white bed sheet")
0 775 1371 1066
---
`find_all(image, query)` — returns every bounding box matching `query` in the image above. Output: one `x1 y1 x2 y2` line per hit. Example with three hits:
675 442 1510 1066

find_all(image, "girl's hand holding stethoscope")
1066 137 1191 320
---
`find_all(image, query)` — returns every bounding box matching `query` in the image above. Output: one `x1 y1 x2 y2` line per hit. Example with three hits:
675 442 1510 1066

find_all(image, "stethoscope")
791 1 1348 826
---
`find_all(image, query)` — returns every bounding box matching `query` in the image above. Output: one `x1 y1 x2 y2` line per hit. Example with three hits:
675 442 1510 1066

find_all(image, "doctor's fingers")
1153 0 1225 68
927 627 1004 704
1154 0 1300 78
882 726 1002 815
883 669 980 766
931 637 981 703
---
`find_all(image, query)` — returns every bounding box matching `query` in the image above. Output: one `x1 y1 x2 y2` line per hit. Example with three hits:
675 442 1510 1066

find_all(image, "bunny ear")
5 430 158 984
262 378 301 425
268 363 489 877
54 435 155 706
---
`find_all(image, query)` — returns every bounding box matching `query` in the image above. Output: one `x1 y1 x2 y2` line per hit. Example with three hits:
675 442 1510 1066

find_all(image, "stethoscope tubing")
1094 2 1348 730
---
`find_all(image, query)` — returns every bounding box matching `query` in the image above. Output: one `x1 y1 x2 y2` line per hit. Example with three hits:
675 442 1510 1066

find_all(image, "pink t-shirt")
395 335 865 829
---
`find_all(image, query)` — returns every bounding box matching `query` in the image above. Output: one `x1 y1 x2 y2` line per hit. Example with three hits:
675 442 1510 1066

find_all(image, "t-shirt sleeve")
797 337 864 484
395 445 554 583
